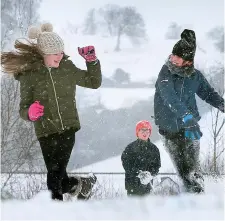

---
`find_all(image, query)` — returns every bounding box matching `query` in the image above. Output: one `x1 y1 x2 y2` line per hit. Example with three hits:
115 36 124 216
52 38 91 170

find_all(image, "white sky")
39 0 224 35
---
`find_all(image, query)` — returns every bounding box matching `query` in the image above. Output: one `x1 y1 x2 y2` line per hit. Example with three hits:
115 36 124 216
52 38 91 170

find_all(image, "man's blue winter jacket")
154 64 224 134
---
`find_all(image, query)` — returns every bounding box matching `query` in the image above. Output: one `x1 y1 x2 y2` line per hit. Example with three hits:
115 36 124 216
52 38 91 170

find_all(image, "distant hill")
101 75 153 88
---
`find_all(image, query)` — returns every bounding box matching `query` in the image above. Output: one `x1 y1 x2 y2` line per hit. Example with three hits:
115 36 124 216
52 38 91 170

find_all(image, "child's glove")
28 101 44 121
183 114 202 140
78 46 97 63
137 170 153 185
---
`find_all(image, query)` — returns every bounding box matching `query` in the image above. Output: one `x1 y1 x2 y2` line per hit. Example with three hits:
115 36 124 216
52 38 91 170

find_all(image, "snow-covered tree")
83 8 97 35
201 65 224 174
1 0 43 195
165 22 182 40
207 26 224 53
99 5 147 51
1 0 41 51
98 4 121 36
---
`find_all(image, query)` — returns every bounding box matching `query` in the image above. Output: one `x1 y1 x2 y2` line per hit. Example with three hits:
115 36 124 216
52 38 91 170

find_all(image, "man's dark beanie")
172 29 196 61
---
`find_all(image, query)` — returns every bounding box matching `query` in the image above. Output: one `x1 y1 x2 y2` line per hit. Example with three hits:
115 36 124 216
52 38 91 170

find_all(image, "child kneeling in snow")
121 120 161 196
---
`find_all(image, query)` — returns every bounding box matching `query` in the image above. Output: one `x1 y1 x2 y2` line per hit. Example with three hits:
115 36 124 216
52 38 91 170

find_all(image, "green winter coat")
15 55 102 139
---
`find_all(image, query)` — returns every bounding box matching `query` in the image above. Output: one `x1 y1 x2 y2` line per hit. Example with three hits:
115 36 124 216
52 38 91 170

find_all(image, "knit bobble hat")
172 29 196 61
135 120 152 137
28 23 64 55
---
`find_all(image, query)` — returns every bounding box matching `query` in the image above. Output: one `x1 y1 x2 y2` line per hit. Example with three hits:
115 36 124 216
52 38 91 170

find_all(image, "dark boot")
51 191 63 201
67 176 83 196
77 174 97 200
47 167 64 201
62 176 79 194
183 171 204 193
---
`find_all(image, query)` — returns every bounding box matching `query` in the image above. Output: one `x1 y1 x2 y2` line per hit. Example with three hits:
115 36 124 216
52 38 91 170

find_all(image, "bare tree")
202 101 224 175
207 26 224 53
1 0 41 50
165 22 182 40
210 102 224 173
114 6 146 51
83 8 97 35
215 34 224 53
201 65 224 175
1 0 44 197
1 0 17 50
65 22 80 35
99 4 121 36
99 5 146 51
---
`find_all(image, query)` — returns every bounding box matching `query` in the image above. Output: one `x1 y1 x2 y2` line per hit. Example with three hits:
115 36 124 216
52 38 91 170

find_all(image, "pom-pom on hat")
28 23 64 55
172 29 196 61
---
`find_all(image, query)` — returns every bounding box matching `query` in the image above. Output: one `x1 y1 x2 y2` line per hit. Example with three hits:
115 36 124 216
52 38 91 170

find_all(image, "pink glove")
78 46 97 62
28 101 44 121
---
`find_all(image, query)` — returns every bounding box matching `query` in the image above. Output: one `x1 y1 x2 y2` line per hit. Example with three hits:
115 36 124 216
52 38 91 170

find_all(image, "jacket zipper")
180 77 185 101
176 77 186 131
47 67 65 130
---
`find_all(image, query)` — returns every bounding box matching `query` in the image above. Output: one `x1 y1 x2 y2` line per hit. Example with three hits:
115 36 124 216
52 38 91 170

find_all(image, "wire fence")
1 171 224 176
1 171 224 200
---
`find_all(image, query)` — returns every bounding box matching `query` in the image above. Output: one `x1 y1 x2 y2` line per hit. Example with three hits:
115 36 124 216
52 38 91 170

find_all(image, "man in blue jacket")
154 29 224 193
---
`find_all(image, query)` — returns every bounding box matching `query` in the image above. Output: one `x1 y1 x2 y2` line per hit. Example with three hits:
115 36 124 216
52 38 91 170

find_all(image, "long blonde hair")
1 39 43 76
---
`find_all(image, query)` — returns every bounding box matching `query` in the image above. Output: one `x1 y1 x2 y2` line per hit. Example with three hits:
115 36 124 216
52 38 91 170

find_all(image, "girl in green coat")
1 23 102 201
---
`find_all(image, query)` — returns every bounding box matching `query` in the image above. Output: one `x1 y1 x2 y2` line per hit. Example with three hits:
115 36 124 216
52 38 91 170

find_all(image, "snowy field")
1 176 224 220
1 112 224 221
3 110 223 220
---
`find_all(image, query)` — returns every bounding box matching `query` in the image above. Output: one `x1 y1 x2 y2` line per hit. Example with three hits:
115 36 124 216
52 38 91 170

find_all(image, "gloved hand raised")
78 46 97 63
183 114 202 140
28 101 44 121
137 170 153 185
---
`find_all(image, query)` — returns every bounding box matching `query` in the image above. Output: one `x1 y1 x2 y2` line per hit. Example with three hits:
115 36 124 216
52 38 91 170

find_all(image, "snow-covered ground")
1 176 224 220
2 111 223 221
2 110 224 220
